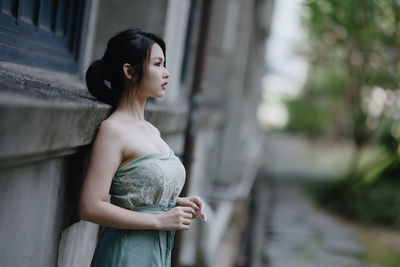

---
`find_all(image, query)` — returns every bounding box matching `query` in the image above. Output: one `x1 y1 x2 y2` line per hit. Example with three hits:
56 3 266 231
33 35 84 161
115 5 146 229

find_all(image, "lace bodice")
109 152 186 209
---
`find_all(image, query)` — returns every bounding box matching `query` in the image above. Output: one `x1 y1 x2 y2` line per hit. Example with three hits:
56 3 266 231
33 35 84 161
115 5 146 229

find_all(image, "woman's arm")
79 120 195 230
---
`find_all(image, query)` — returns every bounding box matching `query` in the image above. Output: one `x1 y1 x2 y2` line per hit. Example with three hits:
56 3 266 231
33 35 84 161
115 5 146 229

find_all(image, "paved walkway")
251 134 383 267
263 178 381 267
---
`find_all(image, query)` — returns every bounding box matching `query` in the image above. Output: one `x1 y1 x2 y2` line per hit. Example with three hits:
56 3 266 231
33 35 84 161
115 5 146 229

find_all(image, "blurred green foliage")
295 0 400 228
285 64 346 136
287 0 400 144
358 232 400 267
306 173 400 228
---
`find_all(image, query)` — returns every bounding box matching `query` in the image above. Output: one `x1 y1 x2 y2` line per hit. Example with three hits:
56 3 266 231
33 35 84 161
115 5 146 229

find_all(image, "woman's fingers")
180 199 199 212
191 196 205 213
182 218 192 225
179 206 196 218
179 210 193 230
182 211 193 219
177 196 206 217
201 212 207 222
181 206 195 216
161 199 207 230
189 202 199 210
188 197 207 221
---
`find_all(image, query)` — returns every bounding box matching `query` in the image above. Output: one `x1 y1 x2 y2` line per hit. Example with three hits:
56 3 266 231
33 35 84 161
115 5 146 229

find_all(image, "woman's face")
138 43 170 98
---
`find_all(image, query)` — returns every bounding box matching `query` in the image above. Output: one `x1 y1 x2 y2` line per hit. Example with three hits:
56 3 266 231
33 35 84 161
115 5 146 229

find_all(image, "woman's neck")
114 94 147 121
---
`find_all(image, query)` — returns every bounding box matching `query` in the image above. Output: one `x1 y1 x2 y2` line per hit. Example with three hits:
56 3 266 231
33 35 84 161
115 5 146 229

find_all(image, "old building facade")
0 0 273 266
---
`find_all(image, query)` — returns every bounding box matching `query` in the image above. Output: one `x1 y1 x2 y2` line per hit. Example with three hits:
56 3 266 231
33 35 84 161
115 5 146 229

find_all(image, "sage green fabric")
90 152 186 267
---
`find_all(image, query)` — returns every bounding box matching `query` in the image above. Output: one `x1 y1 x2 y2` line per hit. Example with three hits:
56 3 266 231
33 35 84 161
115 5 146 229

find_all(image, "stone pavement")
262 177 382 267
249 133 381 267
249 133 383 267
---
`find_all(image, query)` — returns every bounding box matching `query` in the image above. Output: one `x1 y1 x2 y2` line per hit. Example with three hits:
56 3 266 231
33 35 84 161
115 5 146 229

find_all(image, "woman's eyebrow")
151 56 164 61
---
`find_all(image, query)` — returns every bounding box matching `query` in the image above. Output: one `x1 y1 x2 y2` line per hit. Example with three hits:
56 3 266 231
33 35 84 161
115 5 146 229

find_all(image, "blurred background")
0 0 399 267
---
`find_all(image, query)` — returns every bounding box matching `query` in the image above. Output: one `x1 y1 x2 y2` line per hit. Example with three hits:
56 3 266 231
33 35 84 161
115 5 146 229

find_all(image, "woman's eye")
155 62 162 66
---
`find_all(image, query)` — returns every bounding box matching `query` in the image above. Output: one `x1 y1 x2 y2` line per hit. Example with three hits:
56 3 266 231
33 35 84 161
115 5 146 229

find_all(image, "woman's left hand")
176 196 207 222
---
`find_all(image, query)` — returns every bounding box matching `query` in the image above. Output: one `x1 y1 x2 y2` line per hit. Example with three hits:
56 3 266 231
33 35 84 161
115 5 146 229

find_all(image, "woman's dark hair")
86 28 166 106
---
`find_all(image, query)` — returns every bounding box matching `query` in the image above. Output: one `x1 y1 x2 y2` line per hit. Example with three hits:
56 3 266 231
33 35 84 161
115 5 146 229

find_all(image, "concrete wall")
0 1 184 266
0 0 273 266
0 63 107 267
179 0 274 266
91 0 168 61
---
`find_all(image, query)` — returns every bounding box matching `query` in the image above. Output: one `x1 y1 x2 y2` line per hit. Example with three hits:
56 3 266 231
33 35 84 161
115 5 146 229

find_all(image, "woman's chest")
125 127 170 154
112 157 186 205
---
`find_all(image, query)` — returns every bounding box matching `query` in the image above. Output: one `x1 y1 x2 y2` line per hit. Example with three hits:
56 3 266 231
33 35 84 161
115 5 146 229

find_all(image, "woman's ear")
122 63 133 80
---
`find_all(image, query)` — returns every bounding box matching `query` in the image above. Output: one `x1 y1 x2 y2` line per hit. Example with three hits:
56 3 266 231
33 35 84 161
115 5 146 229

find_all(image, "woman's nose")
163 68 170 78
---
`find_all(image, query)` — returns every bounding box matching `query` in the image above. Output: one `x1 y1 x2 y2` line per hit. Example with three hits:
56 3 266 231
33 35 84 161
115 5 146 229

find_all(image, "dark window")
0 0 86 73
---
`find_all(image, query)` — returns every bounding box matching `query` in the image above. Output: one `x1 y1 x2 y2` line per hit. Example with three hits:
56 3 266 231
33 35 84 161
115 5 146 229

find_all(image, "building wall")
0 0 273 266
179 0 274 266
0 65 103 266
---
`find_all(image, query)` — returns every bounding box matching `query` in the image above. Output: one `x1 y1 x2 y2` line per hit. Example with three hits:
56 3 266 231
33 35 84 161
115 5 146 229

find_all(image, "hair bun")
85 60 116 105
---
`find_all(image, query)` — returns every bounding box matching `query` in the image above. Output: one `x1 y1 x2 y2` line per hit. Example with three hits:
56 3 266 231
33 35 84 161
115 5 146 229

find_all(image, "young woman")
80 29 207 267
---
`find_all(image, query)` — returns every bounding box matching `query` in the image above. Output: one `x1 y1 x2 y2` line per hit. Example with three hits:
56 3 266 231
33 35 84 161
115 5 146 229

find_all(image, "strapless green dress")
90 152 186 267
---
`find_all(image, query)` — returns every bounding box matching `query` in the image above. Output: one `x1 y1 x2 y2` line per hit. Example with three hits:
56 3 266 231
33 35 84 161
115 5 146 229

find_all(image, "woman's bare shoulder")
99 116 147 142
144 120 161 136
97 117 126 139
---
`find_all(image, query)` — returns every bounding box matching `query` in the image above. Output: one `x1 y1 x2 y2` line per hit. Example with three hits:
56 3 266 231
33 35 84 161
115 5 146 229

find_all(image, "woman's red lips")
162 81 168 89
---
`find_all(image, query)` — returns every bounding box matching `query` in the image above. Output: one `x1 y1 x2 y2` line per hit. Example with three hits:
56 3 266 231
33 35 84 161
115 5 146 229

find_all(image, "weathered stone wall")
0 0 273 266
0 64 107 266
0 1 184 264
179 0 274 265
91 0 168 62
